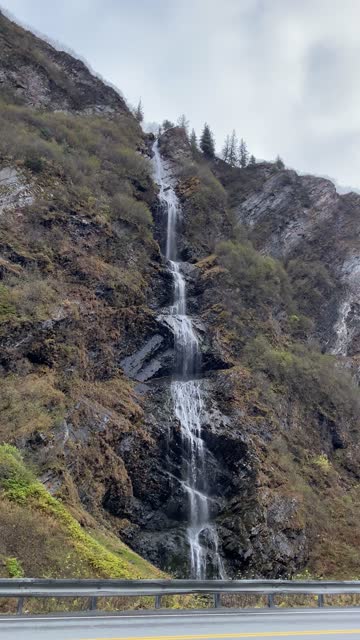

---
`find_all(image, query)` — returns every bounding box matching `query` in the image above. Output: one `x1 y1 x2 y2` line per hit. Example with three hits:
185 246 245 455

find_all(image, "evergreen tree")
200 123 215 158
134 99 144 123
249 154 256 165
222 135 230 162
228 130 238 167
239 138 249 168
275 155 285 169
190 128 198 154
162 119 175 131
177 114 190 134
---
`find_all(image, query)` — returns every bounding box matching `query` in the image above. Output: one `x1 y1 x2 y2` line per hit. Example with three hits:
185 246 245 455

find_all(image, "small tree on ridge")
134 99 144 123
222 135 230 162
177 114 190 135
200 123 215 158
228 130 238 167
239 138 249 168
190 128 198 155
162 119 174 131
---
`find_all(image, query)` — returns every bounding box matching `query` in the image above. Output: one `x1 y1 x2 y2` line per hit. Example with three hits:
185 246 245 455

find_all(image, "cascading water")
332 300 352 356
153 140 224 579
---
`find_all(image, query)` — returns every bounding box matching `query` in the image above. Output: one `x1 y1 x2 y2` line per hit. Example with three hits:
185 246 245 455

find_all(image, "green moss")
0 445 164 579
5 556 24 577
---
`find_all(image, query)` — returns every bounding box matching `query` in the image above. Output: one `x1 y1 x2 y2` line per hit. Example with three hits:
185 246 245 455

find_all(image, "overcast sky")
2 0 360 190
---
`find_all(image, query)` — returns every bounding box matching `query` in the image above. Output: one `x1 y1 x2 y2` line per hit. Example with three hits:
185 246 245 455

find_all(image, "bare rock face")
0 167 33 214
158 127 192 164
237 171 339 259
219 162 360 367
0 11 130 114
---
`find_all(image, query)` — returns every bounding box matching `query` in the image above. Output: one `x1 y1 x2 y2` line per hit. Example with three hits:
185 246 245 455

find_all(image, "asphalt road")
1 608 360 640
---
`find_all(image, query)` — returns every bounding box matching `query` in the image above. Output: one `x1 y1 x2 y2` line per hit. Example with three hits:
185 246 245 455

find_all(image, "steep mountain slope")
0 10 359 583
0 10 164 582
0 10 129 113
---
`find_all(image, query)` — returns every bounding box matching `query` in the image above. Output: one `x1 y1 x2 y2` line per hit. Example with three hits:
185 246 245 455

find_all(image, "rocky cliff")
0 10 130 114
0 12 359 583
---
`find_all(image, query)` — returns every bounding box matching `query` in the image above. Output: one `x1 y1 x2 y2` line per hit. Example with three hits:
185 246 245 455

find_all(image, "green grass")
0 445 164 580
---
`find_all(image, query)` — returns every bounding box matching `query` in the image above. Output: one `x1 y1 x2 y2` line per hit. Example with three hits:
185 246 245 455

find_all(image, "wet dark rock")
120 334 171 382
26 430 49 450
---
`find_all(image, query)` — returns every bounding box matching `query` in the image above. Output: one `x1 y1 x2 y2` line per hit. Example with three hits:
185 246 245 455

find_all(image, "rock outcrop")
0 10 130 114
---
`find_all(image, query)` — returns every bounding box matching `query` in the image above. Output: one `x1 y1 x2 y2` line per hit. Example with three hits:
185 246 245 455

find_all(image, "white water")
332 300 352 356
152 140 224 579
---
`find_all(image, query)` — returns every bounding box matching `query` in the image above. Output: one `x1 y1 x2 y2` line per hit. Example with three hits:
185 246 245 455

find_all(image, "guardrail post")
318 594 324 608
267 594 275 608
214 593 221 608
89 596 97 611
17 596 24 615
155 595 162 609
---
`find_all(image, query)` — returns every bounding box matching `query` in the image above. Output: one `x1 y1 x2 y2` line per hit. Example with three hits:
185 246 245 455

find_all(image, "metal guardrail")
1 579 360 615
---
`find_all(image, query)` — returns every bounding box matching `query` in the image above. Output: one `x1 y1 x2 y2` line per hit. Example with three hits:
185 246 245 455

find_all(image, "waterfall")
152 140 224 579
332 300 352 356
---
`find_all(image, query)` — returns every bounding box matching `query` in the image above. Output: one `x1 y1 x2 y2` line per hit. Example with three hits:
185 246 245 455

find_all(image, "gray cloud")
2 0 360 189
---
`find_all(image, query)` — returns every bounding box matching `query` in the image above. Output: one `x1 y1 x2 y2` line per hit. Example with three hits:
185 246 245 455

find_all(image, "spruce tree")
239 138 249 168
134 99 144 123
190 128 198 154
222 135 230 162
275 155 285 169
228 130 238 167
162 119 174 131
177 114 190 135
249 154 256 165
200 123 215 158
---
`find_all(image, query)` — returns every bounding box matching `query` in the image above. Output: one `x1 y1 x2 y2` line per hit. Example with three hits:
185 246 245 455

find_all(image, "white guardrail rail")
1 578 360 615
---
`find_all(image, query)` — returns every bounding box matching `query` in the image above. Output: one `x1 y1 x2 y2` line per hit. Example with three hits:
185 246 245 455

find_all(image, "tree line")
222 130 255 167
161 116 255 167
133 100 284 168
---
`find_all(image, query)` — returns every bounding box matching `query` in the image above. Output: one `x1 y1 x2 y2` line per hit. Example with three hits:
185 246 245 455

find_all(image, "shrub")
312 454 331 474
217 240 292 310
24 152 43 174
288 313 314 339
5 556 25 578
287 259 335 320
111 193 152 229
243 336 360 421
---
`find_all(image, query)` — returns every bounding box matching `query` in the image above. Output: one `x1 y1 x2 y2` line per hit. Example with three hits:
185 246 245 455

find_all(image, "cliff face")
0 13 359 583
214 160 360 365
